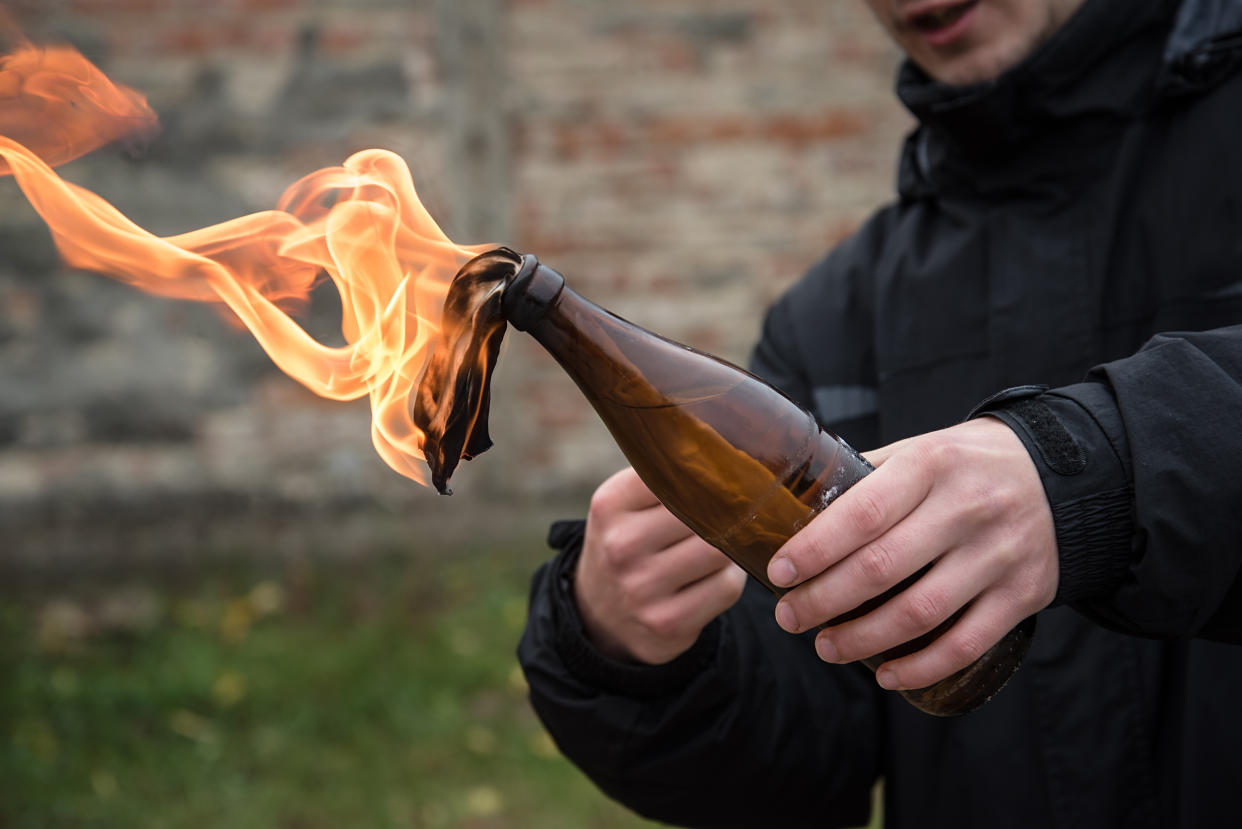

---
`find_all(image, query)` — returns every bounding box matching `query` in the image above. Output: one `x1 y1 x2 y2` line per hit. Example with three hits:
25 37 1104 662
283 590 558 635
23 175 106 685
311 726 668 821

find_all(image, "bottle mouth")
503 253 564 331
450 247 565 332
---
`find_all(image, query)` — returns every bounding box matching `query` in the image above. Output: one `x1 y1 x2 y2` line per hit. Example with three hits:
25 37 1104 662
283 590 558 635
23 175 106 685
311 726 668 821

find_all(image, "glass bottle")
498 250 1035 716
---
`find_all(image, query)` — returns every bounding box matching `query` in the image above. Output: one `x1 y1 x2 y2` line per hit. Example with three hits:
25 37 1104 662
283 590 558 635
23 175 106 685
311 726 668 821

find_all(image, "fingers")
762 419 1060 692
589 507 700 571
860 436 912 468
868 591 1025 691
767 448 934 589
810 547 999 664
592 466 661 513
773 497 963 634
590 467 696 553
578 535 744 666
640 563 749 655
651 533 736 589
576 467 744 665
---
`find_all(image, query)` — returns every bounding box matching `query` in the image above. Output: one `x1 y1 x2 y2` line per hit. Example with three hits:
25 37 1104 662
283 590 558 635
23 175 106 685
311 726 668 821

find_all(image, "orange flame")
0 42 491 486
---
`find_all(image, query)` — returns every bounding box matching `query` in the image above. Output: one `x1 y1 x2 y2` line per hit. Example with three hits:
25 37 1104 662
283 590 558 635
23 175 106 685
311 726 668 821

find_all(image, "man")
519 1 1242 826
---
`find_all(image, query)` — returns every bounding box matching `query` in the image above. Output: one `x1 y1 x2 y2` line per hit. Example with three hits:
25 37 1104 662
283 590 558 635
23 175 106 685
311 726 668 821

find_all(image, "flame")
0 41 492 486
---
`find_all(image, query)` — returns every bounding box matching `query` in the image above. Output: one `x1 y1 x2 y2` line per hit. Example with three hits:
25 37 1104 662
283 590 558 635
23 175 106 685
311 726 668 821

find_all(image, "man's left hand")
767 417 1059 691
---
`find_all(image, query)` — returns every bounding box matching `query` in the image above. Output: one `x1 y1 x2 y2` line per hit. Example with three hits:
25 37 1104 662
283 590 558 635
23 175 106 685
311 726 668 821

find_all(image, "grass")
0 540 662 828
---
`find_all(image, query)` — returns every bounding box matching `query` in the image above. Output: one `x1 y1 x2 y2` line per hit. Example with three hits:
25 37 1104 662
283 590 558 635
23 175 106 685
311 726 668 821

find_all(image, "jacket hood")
1164 0 1242 79
894 0 1242 196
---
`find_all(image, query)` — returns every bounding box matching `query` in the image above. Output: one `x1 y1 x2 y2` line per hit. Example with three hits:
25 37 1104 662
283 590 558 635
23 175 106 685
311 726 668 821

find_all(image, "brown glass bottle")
501 252 1035 716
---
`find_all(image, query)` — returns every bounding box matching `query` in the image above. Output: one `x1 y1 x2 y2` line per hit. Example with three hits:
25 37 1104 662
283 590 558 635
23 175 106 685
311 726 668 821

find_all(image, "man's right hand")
574 467 748 665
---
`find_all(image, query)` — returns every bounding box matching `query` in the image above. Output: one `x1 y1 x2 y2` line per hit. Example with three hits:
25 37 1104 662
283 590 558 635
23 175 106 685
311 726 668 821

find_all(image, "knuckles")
903 434 950 480
920 432 965 470
959 483 1006 526
600 523 639 560
637 604 684 641
856 539 898 586
589 516 655 572
900 585 949 632
845 486 889 540
941 625 990 669
587 480 625 526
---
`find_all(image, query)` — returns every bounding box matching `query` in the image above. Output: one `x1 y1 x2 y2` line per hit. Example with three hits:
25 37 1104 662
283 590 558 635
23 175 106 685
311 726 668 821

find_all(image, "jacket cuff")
542 519 722 699
968 384 1136 605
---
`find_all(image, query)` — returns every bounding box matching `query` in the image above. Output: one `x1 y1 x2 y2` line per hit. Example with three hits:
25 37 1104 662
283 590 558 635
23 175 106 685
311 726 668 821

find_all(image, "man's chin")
919 47 1020 86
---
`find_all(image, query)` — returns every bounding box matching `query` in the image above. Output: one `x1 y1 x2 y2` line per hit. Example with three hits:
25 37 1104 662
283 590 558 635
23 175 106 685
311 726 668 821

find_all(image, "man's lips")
906 0 979 37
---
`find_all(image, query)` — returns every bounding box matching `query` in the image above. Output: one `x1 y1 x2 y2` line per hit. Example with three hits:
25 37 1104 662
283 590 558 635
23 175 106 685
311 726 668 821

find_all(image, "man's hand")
767 417 1058 691
575 467 748 665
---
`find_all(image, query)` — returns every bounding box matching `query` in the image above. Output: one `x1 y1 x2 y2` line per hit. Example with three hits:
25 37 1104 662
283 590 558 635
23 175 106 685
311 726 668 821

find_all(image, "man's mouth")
908 1 978 34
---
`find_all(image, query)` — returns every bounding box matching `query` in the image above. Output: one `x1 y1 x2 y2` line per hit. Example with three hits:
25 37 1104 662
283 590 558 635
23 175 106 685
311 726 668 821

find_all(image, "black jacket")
518 1 1242 826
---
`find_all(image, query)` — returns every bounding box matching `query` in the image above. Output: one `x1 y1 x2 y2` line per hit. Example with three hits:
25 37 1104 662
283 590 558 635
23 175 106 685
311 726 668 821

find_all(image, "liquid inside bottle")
459 248 1036 716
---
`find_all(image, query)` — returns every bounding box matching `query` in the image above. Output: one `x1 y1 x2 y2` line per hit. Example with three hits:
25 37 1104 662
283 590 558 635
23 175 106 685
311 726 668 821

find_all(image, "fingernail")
769 557 797 587
775 602 799 633
876 668 899 690
816 635 839 663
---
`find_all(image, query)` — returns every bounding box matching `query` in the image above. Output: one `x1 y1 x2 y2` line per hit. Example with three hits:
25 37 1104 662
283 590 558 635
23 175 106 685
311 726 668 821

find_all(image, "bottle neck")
503 256 643 389
502 254 566 333
524 280 631 389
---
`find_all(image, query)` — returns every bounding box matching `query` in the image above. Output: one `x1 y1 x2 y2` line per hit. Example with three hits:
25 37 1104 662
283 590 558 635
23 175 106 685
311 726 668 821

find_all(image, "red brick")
159 26 215 54
760 110 872 147
319 28 369 55
548 108 872 159
68 0 164 13
238 0 301 10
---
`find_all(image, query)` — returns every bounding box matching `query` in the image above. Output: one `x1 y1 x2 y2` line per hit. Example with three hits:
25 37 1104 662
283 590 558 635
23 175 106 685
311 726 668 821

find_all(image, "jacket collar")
893 0 1242 198
896 0 1181 157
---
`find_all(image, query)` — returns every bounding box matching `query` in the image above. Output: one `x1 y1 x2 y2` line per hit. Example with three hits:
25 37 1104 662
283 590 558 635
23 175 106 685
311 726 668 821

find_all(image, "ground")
1 540 658 828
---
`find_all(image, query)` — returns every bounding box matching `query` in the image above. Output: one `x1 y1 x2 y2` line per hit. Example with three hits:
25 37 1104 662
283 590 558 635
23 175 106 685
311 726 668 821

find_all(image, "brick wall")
0 0 909 564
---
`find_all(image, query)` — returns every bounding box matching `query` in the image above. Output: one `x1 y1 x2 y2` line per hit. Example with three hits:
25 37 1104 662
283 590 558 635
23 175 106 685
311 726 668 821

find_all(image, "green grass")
0 543 662 828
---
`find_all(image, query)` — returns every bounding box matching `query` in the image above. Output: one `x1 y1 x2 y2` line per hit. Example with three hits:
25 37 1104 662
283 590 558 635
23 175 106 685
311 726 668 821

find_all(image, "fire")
0 41 492 486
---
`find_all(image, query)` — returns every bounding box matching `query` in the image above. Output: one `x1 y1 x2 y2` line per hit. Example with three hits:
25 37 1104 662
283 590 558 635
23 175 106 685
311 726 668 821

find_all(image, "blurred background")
1 0 906 825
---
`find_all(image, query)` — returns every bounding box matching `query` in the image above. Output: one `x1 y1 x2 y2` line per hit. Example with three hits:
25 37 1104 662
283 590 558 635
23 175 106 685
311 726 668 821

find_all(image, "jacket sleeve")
517 522 883 829
972 324 1242 641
